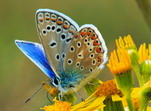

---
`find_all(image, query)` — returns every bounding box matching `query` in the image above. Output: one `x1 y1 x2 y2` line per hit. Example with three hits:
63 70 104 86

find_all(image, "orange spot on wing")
45 17 50 20
96 47 102 53
51 18 57 22
80 32 86 36
63 25 69 29
39 19 43 22
93 40 100 46
57 21 63 25
87 32 92 35
97 56 102 62
91 35 97 40
75 34 79 38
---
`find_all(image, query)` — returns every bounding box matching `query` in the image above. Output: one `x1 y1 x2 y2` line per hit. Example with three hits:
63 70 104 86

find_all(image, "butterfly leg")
84 79 95 85
70 87 85 101
47 91 53 104
58 91 63 101
84 77 100 86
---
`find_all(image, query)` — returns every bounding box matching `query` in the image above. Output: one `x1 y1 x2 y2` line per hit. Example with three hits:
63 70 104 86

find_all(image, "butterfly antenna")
24 84 44 103
71 87 85 101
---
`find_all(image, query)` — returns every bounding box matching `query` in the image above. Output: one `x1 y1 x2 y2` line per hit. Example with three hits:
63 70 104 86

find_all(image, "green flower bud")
140 60 151 83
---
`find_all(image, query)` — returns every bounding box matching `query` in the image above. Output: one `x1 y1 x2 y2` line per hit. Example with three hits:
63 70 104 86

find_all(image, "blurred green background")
0 0 151 111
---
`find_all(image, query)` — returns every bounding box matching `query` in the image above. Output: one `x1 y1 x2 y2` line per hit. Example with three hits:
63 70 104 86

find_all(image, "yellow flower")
41 95 105 111
41 98 71 111
115 35 139 73
95 80 123 100
107 49 131 74
107 48 134 111
116 35 136 50
116 35 147 87
94 80 124 110
138 43 151 64
115 35 139 70
147 107 151 111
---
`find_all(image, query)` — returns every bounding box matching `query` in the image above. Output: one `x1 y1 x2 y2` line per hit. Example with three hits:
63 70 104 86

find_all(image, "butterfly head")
51 77 71 93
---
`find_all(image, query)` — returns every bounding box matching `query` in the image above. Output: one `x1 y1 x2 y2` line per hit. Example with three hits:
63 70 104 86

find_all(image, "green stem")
133 65 144 86
103 98 124 111
125 93 135 111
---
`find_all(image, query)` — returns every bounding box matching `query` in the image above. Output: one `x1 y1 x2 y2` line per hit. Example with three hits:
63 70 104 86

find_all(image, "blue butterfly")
15 9 108 96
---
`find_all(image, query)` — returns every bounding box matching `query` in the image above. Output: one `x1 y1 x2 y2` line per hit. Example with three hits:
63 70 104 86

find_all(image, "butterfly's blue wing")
15 40 55 78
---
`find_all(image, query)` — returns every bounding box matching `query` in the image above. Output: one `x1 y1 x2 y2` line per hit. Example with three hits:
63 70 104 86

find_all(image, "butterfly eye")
63 21 70 29
69 84 75 88
51 14 57 22
53 77 59 86
57 17 63 25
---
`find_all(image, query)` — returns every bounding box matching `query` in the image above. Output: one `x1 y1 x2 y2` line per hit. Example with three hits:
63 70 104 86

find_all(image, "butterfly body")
53 69 84 92
15 9 107 95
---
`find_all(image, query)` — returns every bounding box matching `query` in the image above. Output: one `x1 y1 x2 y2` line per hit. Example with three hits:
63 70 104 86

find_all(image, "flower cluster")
41 35 151 111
